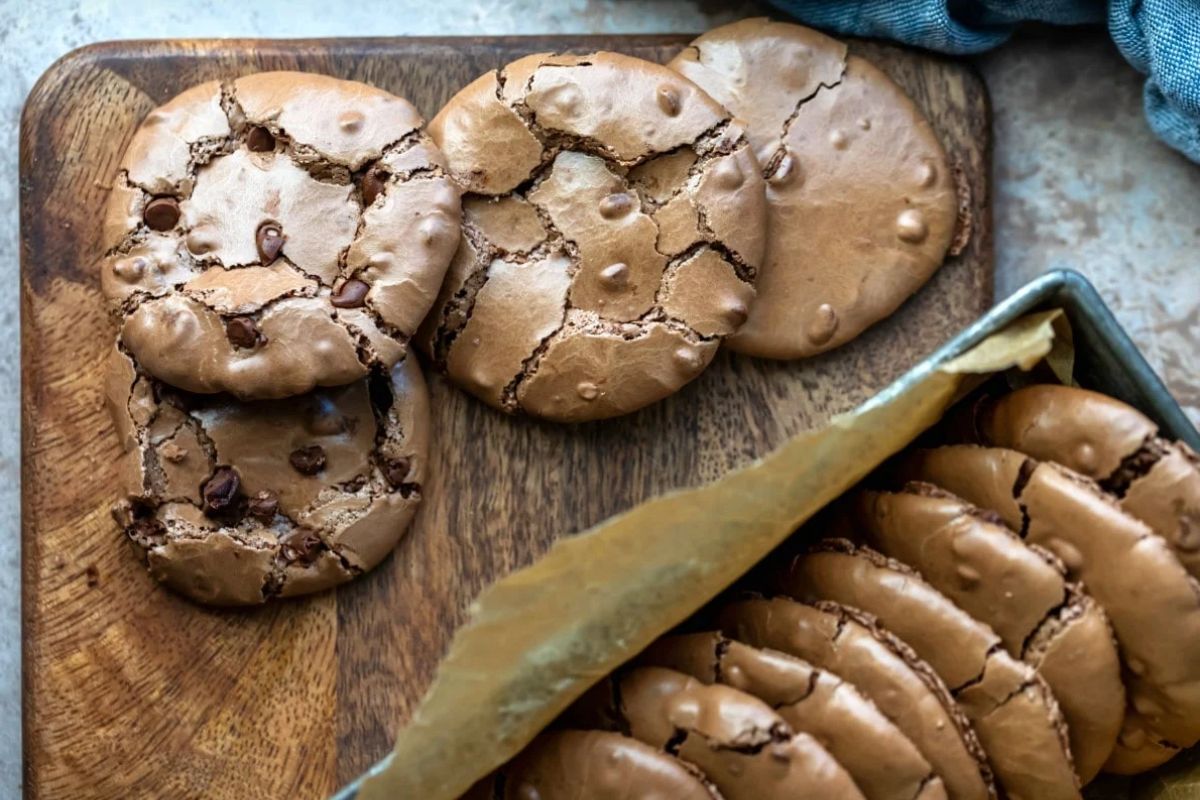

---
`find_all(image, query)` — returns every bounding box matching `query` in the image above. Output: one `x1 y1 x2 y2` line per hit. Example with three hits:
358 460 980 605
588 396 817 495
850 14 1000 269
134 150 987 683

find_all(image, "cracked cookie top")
419 52 767 423
106 342 429 606
101 73 462 400
669 19 959 360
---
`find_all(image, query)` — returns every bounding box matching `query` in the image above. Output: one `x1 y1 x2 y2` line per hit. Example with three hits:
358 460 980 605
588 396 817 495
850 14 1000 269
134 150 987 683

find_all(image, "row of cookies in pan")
463 384 1200 798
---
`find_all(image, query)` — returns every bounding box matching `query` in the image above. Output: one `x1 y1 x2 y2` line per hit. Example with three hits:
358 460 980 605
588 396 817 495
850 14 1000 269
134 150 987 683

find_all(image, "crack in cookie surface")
424 52 767 422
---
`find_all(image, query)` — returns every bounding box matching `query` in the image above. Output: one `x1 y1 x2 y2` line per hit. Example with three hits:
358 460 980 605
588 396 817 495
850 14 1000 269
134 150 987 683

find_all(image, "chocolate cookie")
473 730 723 800
584 666 866 799
668 19 957 359
854 486 1124 783
102 72 461 400
641 632 948 800
106 344 428 605
962 385 1200 577
718 598 995 800
782 541 1081 800
420 51 766 422
902 446 1200 773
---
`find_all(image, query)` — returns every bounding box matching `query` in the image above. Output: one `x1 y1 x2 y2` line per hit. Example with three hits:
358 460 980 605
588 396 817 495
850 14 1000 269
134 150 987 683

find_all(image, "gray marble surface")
4 1 1197 797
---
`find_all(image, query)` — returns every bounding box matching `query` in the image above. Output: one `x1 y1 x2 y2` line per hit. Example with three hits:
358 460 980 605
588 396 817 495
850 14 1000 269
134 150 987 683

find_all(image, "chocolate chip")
144 197 180 231
289 445 327 475
383 457 411 487
280 530 323 564
246 126 275 152
361 166 389 207
247 490 279 521
331 278 370 308
201 466 241 514
225 316 262 349
256 222 285 265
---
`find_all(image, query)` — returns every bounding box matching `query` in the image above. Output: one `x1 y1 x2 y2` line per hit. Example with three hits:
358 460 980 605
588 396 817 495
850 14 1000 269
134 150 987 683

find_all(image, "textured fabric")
766 0 1200 162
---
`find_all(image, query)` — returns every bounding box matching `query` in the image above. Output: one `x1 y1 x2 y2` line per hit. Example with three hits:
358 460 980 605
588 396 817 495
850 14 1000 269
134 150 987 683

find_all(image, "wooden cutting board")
20 35 991 799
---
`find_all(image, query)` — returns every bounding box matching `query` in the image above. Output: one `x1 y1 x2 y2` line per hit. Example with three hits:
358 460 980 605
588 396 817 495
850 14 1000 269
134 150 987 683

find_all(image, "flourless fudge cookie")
106 344 429 605
420 52 767 422
102 72 461 400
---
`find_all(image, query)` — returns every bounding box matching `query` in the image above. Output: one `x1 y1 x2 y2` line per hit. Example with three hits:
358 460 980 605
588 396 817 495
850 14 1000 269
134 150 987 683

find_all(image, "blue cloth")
765 0 1200 163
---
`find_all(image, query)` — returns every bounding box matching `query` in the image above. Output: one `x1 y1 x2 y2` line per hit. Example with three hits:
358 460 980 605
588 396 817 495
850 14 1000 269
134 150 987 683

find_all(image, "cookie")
641 632 948 800
106 344 428 605
581 666 866 799
782 541 1081 799
102 72 461 400
668 19 957 359
718 598 995 800
420 51 766 422
902 446 1200 772
854 485 1124 783
474 730 723 800
963 385 1200 577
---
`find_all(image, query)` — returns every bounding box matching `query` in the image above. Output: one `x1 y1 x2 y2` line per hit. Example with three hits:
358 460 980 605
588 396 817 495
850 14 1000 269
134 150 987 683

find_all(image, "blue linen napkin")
765 0 1200 163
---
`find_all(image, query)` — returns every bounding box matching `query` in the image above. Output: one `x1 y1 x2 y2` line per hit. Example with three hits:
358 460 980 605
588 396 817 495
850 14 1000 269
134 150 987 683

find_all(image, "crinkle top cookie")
107 344 429 606
102 72 462 400
420 52 767 423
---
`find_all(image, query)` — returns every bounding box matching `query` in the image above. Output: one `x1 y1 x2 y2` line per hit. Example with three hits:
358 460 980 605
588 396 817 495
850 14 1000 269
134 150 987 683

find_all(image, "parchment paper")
357 311 1078 799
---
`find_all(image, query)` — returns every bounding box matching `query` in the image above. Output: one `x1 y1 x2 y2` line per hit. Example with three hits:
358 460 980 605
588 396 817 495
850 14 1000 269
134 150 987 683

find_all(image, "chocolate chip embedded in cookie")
420 52 766 423
668 19 958 360
106 343 430 606
100 73 461 400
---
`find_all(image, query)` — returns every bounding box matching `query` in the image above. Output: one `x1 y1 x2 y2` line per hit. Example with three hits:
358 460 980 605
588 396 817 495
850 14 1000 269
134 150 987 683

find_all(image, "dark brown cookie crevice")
1102 435 1169 497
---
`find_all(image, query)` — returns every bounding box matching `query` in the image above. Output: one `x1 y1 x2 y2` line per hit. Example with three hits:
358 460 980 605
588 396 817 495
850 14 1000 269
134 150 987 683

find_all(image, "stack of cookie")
469 385 1200 798
103 18 962 603
102 73 462 605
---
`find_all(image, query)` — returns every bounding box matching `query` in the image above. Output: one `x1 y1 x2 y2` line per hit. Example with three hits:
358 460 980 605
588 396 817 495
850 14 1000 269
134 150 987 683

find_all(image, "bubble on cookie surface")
598 262 629 289
656 84 681 116
673 346 703 372
713 157 744 190
896 209 928 243
916 161 939 188
724 300 749 327
338 110 365 133
806 303 839 346
829 129 848 150
115 256 148 282
577 382 600 401
598 192 635 219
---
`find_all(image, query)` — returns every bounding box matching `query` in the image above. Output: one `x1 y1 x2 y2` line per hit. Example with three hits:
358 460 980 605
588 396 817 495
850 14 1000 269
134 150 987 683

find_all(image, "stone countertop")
4 2 1198 797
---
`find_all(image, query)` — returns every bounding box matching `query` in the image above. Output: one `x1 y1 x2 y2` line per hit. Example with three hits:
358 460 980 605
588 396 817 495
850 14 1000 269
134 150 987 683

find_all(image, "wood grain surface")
20 35 992 799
